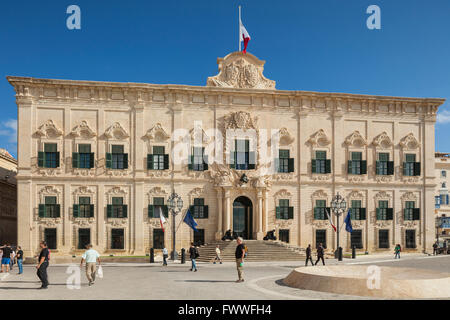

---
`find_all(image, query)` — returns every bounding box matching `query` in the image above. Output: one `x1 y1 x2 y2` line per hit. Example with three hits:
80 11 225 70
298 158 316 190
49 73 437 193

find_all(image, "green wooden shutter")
276 207 281 219
189 205 195 216
89 153 95 168
148 205 154 218
107 205 112 218
55 204 61 218
403 208 408 220
229 152 235 169
414 162 421 176
325 160 331 174
311 159 317 174
203 155 208 170
122 205 128 218
376 208 380 220
248 152 256 169
314 207 319 220
360 208 366 220
106 153 112 169
38 151 45 167
413 208 420 220
188 155 193 170
123 154 128 169
348 160 352 174
72 152 79 168
288 158 294 173
163 205 169 218
73 204 79 218
38 204 46 218
164 154 169 169
387 161 394 175
361 161 367 174
203 205 209 218
56 152 60 167
147 155 153 170
288 207 294 219
89 204 94 218
386 208 393 220
403 162 407 176
375 161 380 175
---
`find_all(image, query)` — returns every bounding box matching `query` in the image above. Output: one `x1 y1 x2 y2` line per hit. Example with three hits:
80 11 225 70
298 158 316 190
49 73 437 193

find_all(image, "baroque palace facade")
8 52 445 256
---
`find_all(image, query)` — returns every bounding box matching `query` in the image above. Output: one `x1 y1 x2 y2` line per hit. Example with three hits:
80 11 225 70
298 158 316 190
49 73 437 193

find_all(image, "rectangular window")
348 152 366 175
191 147 207 171
194 229 205 246
442 170 447 178
111 197 125 218
192 198 208 219
44 196 58 218
111 145 127 170
376 153 389 175
43 143 59 168
279 229 290 243
153 229 164 249
78 228 91 250
44 228 57 250
231 139 255 170
315 151 326 174
351 230 363 249
153 146 166 170
277 199 292 220
79 196 91 218
378 230 389 249
78 144 92 169
377 200 388 220
314 199 327 220
315 230 327 249
404 201 415 220
350 200 365 220
405 230 416 249
278 149 290 173
111 229 124 249
403 154 420 176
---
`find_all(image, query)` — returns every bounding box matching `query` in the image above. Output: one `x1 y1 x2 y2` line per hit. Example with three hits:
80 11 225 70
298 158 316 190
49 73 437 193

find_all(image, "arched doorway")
233 196 253 239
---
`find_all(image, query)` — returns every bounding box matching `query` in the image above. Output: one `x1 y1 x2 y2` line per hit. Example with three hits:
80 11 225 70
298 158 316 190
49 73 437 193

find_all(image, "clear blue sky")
1 0 449 157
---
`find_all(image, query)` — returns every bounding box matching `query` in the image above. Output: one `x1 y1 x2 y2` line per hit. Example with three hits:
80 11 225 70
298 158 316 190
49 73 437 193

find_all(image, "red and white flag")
158 207 167 232
325 208 337 232
239 18 251 54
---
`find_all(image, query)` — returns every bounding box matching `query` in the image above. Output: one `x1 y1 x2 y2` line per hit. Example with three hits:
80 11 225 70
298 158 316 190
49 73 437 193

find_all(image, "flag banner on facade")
344 209 353 233
183 209 198 232
325 208 336 232
157 206 167 232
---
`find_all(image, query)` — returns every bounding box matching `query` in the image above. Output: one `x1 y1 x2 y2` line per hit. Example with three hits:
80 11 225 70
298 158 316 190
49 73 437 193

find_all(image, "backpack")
244 245 248 258
195 248 200 259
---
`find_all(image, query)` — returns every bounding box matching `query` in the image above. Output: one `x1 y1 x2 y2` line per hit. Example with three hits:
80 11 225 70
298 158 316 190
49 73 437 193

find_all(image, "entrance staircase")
196 240 306 262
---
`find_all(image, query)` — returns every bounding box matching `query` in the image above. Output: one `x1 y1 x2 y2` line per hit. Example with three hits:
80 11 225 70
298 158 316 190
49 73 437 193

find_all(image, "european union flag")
344 209 353 233
183 209 199 232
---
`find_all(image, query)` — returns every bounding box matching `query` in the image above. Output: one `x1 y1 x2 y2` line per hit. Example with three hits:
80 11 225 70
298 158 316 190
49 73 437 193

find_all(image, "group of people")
0 243 24 274
305 243 326 266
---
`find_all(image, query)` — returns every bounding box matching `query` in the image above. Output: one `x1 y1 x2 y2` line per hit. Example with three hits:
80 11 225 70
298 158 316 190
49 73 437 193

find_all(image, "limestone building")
434 152 450 241
0 148 17 245
8 52 445 257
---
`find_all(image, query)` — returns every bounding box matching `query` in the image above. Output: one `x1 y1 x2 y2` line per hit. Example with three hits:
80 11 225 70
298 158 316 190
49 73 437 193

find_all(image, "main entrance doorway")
233 196 253 239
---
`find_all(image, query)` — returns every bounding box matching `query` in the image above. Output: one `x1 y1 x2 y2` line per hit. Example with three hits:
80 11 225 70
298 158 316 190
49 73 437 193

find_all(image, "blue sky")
1 0 449 157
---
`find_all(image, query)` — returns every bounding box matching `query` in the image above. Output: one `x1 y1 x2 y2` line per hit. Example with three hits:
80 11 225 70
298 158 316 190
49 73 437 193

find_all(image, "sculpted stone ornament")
224 111 258 131
207 52 276 90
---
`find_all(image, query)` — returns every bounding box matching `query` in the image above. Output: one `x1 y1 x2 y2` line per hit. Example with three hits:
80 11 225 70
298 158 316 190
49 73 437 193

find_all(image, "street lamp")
331 192 347 261
167 192 183 261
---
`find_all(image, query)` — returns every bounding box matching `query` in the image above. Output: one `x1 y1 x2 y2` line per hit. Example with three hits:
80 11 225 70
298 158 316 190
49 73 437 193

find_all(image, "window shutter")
164 154 169 169
288 158 294 173
189 205 195 217
122 205 128 218
72 152 79 168
38 204 45 218
38 151 45 167
361 161 367 174
414 162 421 176
56 152 60 167
348 160 352 174
203 205 209 218
55 204 61 218
107 205 112 218
288 207 294 219
376 208 380 220
403 208 408 220
375 161 380 175
90 153 95 168
447 195 449 205
413 208 420 220
360 208 366 220
386 208 393 220
106 153 112 169
123 154 128 169
311 159 317 174
163 205 169 218
314 207 319 220
325 159 331 174
203 155 208 170
148 205 154 218
276 207 281 219
73 204 79 218
403 162 407 176
89 204 94 218
387 161 394 175
229 152 235 169
188 155 193 170
248 152 256 169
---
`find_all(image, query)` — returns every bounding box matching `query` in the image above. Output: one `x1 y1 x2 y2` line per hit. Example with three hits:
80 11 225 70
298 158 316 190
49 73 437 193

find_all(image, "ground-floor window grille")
111 229 124 249
279 229 289 243
378 230 389 249
315 229 327 249
351 230 363 249
405 230 416 248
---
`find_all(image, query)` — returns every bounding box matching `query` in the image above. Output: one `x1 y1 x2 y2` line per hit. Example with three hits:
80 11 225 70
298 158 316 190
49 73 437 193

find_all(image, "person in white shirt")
162 247 168 266
80 244 101 286
214 245 222 264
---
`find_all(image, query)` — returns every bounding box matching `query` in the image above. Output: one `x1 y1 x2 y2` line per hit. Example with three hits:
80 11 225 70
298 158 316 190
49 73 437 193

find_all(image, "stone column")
264 189 269 234
215 187 223 240
224 189 231 232
256 190 263 240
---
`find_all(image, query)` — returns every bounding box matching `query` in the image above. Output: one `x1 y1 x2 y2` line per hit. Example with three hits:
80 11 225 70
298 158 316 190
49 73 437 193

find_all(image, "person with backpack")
36 241 50 289
394 244 401 259
189 242 198 272
235 237 246 283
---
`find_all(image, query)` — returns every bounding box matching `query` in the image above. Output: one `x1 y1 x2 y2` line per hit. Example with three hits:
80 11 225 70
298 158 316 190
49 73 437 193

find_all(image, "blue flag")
183 209 199 232
344 209 353 233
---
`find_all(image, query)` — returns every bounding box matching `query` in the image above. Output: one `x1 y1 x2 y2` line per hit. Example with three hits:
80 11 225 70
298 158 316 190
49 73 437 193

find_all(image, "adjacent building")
434 152 450 242
8 52 445 257
0 148 17 245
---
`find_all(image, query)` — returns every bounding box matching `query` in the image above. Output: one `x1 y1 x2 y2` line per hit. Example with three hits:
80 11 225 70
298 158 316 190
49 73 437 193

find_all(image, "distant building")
0 148 17 245
435 152 450 242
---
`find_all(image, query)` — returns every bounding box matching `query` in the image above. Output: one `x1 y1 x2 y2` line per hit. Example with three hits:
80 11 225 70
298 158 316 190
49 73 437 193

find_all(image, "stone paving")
0 253 448 300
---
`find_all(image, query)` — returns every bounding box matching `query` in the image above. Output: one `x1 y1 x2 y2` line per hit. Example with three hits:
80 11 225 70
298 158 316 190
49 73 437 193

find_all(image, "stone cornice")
7 76 445 116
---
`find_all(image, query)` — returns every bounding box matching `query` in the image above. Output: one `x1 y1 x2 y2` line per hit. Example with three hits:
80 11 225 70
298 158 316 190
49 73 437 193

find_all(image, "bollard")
181 248 186 264
338 247 343 261
150 248 154 263
352 246 356 259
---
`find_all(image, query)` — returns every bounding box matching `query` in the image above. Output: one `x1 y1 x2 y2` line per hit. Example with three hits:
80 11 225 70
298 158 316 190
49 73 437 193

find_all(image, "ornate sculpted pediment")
36 120 63 138
399 133 420 150
374 191 392 200
207 52 276 90
189 124 210 144
345 131 367 147
311 190 328 199
401 191 417 201
372 132 393 149
347 190 364 200
308 129 330 147
278 128 295 145
70 120 96 138
104 122 129 140
143 123 170 141
224 111 258 131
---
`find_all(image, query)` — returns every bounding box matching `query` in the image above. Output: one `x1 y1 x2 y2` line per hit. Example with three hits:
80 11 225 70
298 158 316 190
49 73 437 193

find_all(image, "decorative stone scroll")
399 133 420 150
104 122 129 140
143 123 170 141
308 129 331 147
70 120 96 139
35 120 64 138
345 131 367 147
372 132 393 149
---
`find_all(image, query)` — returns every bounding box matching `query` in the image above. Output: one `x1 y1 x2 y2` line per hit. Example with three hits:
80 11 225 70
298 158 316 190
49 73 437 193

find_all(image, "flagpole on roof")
238 6 241 52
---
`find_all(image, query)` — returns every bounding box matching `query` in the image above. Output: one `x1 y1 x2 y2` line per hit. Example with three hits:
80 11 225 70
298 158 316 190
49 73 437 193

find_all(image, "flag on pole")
239 14 251 53
325 208 337 232
344 209 353 233
157 207 167 232
183 208 199 232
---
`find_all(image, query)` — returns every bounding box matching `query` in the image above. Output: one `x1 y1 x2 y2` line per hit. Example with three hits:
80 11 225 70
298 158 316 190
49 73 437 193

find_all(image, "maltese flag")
239 18 251 54
158 207 167 232
325 208 337 232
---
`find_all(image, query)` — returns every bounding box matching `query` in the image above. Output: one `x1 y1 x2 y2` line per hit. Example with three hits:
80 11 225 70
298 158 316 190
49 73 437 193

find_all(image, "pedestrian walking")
314 243 325 266
433 242 438 255
0 243 13 273
80 244 101 286
235 237 245 283
16 246 24 275
213 245 222 264
162 247 168 266
189 243 198 272
10 249 15 271
394 244 401 259
36 241 50 289
305 244 314 266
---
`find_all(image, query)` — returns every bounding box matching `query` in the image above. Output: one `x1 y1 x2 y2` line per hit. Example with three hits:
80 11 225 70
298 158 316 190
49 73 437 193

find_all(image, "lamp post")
436 216 442 244
167 192 183 261
331 192 347 261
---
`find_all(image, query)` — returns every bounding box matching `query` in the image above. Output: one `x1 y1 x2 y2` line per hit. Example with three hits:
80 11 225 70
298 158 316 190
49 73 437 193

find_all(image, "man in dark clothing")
235 237 245 282
0 244 12 273
305 244 314 266
16 246 24 274
36 241 50 289
315 243 325 266
189 243 198 272
433 242 438 255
